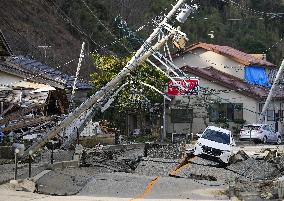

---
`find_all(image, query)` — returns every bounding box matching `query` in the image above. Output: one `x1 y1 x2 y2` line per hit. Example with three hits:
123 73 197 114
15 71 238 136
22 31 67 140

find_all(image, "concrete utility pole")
70 42 85 111
162 95 166 142
23 0 187 157
259 59 284 123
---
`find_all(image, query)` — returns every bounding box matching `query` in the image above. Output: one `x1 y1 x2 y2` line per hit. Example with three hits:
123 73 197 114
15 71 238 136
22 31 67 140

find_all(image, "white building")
160 42 284 136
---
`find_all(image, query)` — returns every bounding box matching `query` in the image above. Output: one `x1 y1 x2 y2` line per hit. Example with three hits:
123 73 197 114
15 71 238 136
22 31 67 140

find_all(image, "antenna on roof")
38 45 52 62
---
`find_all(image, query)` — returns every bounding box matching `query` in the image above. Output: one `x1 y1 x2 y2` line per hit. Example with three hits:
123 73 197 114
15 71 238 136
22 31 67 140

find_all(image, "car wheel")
276 137 281 145
263 136 267 144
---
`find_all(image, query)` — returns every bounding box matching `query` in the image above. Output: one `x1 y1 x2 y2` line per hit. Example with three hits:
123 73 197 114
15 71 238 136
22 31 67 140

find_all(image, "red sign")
167 78 199 96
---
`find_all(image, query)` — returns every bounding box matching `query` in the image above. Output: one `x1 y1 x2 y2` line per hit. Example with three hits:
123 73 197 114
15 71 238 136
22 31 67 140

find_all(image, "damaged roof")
0 56 92 90
184 42 275 68
181 66 284 100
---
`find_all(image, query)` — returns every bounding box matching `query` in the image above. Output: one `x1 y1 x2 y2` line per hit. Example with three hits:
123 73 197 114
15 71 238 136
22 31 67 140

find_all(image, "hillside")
0 0 88 78
0 0 284 81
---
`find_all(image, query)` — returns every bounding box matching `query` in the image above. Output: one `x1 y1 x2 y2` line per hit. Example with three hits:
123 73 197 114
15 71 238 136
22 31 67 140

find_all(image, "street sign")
167 78 199 96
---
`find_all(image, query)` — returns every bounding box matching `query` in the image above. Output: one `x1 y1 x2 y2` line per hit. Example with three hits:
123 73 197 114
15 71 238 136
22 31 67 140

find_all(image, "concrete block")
9 180 19 185
18 179 36 192
9 179 36 192
278 176 284 198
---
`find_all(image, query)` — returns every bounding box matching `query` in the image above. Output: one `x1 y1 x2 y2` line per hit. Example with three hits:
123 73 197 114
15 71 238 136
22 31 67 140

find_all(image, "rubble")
2 140 284 200
9 179 36 192
81 146 144 173
145 143 183 159
230 150 249 164
36 171 89 196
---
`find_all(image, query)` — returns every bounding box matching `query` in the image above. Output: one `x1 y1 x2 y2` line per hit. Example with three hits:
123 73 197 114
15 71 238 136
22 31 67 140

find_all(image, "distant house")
0 30 92 123
160 42 284 136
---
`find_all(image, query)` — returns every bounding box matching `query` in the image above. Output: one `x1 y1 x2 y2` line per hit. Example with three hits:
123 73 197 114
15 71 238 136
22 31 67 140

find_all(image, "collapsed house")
0 30 92 142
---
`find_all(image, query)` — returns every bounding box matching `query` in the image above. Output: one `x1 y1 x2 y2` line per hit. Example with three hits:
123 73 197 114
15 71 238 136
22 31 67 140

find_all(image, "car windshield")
244 125 260 130
202 129 230 144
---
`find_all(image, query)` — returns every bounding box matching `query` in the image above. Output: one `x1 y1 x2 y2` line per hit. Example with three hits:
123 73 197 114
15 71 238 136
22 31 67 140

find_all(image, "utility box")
172 133 188 144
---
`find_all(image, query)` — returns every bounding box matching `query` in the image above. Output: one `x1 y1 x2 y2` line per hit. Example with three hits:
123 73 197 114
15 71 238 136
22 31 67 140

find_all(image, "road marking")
129 176 160 201
169 156 196 176
130 155 195 200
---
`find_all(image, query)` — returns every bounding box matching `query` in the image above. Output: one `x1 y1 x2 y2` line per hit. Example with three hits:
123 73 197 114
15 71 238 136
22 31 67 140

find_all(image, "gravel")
146 144 182 159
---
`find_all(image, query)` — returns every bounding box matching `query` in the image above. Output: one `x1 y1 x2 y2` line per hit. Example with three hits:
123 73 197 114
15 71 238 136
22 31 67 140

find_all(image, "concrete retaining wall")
46 160 79 170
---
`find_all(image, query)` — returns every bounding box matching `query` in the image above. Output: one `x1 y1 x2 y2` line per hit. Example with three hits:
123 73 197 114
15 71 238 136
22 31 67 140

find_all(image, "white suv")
193 126 235 164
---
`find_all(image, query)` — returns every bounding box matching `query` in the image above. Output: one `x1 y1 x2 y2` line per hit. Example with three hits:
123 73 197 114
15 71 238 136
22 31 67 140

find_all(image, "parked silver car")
239 124 281 144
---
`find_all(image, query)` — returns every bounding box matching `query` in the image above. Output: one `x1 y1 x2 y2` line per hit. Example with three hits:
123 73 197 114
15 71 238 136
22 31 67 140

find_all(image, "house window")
280 103 284 120
259 103 275 121
209 103 243 122
267 110 275 121
171 108 193 123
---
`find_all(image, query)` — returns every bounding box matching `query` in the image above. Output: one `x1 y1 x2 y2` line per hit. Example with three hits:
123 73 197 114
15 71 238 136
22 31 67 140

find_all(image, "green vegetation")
90 54 168 112
90 54 167 134
59 0 284 65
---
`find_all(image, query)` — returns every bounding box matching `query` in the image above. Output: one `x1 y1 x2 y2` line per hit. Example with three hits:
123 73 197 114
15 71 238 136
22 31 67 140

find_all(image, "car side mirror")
196 133 202 138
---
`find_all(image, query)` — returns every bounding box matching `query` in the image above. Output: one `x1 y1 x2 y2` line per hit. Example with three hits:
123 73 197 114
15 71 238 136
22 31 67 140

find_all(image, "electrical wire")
221 0 284 19
114 21 280 119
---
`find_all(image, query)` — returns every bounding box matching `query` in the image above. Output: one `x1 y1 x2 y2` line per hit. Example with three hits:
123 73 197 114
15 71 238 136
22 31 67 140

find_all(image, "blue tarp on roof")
245 66 271 88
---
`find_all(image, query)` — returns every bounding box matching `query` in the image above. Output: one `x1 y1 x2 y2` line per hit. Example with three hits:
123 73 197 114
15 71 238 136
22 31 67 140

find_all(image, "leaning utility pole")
70 42 85 111
23 0 188 157
259 59 284 123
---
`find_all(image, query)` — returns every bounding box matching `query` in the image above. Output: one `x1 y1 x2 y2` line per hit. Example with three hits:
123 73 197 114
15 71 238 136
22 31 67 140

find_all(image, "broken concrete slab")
45 160 79 170
36 170 90 196
230 150 249 164
9 179 36 192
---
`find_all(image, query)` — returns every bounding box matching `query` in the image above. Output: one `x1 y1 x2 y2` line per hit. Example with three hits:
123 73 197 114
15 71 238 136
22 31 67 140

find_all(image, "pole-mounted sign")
167 78 199 96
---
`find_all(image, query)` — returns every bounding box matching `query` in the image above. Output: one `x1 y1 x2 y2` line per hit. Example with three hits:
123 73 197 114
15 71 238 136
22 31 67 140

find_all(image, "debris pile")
145 143 183 159
80 146 144 173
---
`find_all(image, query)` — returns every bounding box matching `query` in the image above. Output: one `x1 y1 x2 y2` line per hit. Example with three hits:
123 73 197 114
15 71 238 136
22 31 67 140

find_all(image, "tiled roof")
185 42 275 68
181 66 284 100
0 56 92 90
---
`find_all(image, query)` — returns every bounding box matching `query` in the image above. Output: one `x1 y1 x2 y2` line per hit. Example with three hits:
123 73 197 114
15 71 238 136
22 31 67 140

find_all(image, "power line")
47 0 283 120
79 0 132 53
46 0 112 55
221 0 284 19
116 22 281 119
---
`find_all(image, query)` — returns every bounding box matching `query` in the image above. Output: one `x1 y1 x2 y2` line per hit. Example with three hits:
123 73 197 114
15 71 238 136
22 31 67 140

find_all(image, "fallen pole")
23 0 187 157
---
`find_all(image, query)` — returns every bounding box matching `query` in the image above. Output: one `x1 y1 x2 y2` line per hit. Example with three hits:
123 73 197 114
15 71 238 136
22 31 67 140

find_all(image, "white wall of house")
169 48 245 79
0 71 24 86
166 76 259 135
